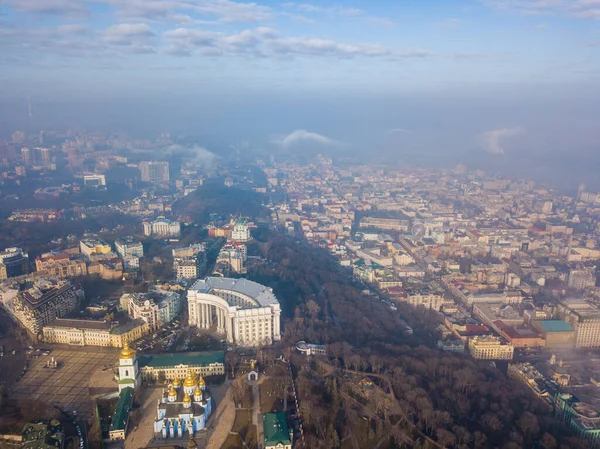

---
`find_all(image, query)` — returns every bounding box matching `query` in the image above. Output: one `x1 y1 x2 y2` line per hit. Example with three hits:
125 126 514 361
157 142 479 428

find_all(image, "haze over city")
1 3 600 449
1 0 600 190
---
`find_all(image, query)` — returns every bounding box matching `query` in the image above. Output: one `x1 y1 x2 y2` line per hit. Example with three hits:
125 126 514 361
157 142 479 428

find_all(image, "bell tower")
118 341 140 391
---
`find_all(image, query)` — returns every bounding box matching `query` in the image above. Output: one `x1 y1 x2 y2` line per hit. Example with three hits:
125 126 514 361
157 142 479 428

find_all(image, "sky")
0 0 599 190
1 0 600 93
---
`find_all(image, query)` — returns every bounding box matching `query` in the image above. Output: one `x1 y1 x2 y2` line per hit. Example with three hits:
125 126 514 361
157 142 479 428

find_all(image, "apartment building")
35 252 87 278
115 236 144 258
10 279 84 335
0 247 29 280
568 270 596 291
139 161 169 183
120 288 181 332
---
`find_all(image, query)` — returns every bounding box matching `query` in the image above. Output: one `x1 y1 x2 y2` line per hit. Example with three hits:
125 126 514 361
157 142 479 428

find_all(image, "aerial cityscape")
1 1 600 449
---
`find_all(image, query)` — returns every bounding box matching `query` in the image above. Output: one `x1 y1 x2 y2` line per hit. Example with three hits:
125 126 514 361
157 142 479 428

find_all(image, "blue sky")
1 0 600 95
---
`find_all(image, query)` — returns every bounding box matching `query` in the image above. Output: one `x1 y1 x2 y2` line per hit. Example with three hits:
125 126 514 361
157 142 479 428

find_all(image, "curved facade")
187 277 281 346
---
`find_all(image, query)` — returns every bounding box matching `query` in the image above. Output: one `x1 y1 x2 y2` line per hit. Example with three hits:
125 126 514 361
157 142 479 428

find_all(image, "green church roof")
110 387 133 432
264 412 291 446
137 351 225 369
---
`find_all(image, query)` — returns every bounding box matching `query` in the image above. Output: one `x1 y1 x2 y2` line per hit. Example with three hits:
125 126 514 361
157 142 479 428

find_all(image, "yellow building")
137 351 225 382
79 238 112 259
42 318 147 347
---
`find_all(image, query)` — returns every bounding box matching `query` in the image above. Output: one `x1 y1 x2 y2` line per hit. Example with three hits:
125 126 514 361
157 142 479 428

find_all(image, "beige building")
42 318 147 347
87 260 123 280
560 299 600 348
137 351 225 382
35 252 87 278
120 288 181 332
468 336 514 360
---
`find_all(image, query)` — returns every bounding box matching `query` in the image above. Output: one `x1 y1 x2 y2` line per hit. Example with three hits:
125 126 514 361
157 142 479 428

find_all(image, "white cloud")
278 130 340 149
57 24 88 34
3 0 88 16
387 128 412 135
366 17 395 27
481 127 524 155
268 37 390 57
97 0 273 23
102 23 156 46
438 18 462 28
161 27 433 59
483 0 600 19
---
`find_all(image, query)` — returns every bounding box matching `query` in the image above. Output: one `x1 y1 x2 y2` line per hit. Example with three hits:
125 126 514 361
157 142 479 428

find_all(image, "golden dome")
194 385 202 396
173 377 181 387
183 393 192 404
168 386 177 396
197 376 205 386
183 370 196 388
120 341 135 359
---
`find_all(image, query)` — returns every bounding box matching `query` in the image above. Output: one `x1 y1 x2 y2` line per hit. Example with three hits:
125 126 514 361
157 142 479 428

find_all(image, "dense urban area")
0 128 599 449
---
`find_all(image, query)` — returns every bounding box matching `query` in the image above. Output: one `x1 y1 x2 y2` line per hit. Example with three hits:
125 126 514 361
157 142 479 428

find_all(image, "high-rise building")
140 161 170 183
541 201 553 214
21 147 31 166
560 299 600 348
568 270 596 291
0 247 29 280
38 147 52 166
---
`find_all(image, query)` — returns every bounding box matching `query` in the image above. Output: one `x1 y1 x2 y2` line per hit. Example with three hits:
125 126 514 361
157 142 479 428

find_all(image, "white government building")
187 277 281 346
143 219 181 238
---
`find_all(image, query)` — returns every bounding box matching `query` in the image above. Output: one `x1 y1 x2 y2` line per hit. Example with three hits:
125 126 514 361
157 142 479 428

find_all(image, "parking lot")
9 348 118 422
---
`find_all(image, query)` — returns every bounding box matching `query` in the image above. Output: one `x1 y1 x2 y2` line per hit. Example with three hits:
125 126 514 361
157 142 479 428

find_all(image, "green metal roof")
118 378 136 384
264 412 291 446
538 320 574 333
110 387 133 432
21 421 64 449
138 351 225 369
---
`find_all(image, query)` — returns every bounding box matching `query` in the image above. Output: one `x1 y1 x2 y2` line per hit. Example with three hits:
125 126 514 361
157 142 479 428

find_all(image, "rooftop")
263 412 291 446
110 318 147 335
116 236 142 245
110 387 133 432
45 318 111 331
138 351 225 369
21 420 63 449
191 277 278 307
536 320 574 333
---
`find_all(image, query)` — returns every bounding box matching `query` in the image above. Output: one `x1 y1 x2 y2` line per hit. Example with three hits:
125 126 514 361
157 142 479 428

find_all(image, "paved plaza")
9 348 118 422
